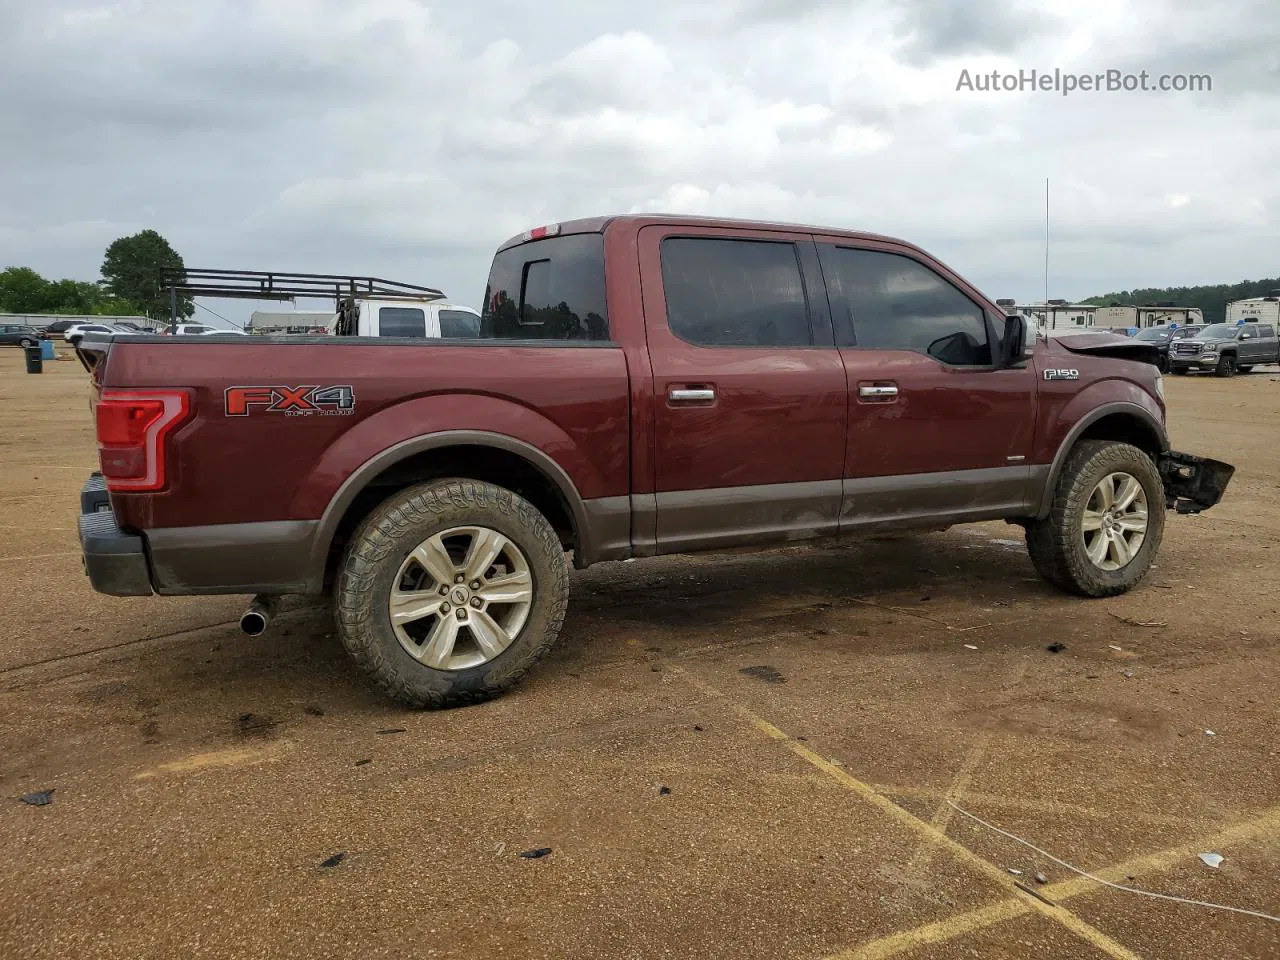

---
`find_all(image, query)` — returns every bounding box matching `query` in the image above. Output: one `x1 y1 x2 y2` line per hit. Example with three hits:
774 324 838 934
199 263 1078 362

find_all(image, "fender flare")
305 430 591 591
1035 402 1169 518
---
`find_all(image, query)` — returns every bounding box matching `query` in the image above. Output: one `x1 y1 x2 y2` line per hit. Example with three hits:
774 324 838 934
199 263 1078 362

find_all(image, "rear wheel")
334 479 570 708
1215 354 1237 377
1026 440 1164 597
18 337 36 348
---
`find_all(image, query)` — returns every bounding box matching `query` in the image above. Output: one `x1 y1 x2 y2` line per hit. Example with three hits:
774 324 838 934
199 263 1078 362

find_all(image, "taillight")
95 389 191 492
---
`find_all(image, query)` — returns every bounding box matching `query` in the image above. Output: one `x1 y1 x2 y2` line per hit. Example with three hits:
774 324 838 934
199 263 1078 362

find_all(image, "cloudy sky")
2 0 1278 325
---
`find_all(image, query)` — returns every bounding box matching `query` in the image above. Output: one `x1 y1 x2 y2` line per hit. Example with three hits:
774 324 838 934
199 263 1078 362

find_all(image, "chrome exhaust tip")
240 595 278 637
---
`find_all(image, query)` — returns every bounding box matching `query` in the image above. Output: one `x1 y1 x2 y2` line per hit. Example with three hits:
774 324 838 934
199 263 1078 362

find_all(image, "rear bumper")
78 474 153 596
1159 451 1235 514
77 473 320 597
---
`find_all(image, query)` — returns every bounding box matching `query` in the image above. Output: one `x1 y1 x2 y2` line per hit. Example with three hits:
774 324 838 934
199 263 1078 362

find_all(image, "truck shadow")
568 529 1038 631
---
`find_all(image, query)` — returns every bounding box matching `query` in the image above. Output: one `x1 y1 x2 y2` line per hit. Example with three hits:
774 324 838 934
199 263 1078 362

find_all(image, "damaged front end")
1159 451 1235 514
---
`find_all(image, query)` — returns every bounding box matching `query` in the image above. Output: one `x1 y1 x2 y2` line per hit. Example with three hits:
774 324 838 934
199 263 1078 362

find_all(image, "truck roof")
496 214 926 255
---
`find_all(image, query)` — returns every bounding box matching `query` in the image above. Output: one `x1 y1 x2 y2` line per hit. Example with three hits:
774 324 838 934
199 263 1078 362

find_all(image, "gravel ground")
1 350 1278 960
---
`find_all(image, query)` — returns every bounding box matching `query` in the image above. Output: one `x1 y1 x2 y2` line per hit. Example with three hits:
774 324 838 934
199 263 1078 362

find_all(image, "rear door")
815 239 1039 528
638 225 847 553
1253 324 1278 363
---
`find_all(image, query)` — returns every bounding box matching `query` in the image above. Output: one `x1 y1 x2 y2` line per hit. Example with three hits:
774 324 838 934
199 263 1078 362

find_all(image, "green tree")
100 229 193 321
0 266 52 313
0 266 143 316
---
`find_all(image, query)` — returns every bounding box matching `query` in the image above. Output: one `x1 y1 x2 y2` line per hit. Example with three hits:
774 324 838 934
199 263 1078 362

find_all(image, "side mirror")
1000 314 1027 366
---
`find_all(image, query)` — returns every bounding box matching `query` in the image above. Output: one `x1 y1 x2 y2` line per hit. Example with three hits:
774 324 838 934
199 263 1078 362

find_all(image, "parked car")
160 323 247 336
74 214 1234 708
0 323 48 347
1168 321 1280 376
64 323 128 346
1131 327 1178 372
43 319 80 335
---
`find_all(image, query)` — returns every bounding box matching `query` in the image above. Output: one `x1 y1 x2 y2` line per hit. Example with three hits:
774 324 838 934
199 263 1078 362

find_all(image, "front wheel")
1025 440 1165 597
334 479 570 708
19 337 36 348
1215 354 1237 377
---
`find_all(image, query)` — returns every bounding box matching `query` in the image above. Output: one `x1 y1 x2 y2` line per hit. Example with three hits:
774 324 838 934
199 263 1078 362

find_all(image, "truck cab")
339 298 481 339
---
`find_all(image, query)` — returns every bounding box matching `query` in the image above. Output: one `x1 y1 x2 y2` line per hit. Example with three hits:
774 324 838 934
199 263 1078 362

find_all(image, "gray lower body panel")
840 465 1044 532
579 495 631 565
654 480 843 554
147 520 320 595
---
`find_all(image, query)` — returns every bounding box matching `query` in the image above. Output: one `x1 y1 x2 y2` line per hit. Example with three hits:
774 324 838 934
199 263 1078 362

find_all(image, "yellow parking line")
837 803 1280 959
669 665 1145 960
872 785 1192 829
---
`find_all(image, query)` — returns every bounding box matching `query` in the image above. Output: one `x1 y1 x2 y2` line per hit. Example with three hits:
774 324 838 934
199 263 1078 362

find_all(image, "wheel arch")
1035 403 1169 518
307 431 595 592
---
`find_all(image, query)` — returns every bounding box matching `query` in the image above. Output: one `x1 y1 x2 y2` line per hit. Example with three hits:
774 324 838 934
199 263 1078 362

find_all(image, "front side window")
659 237 811 347
481 233 609 341
822 247 992 366
379 307 426 338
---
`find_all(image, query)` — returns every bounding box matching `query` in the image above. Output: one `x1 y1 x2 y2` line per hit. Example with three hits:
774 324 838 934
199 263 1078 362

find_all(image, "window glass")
824 247 992 366
378 307 426 338
1257 325 1275 338
481 233 609 341
659 237 811 347
439 309 480 338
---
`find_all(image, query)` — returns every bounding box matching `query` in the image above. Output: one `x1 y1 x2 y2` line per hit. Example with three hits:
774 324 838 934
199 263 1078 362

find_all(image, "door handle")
668 387 716 403
858 384 899 398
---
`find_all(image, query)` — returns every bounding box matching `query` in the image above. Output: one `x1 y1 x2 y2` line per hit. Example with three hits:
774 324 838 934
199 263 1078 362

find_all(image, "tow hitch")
1159 451 1235 514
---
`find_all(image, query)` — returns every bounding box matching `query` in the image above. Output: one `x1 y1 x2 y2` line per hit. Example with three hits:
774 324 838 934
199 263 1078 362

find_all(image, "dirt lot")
1 349 1278 960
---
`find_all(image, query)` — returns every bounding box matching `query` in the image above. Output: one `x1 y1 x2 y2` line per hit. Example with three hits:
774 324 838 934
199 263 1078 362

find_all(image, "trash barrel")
40 339 55 361
24 345 43 374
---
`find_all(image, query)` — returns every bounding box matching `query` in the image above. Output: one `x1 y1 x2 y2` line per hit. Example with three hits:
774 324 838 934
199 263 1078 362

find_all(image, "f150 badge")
1043 368 1079 381
224 385 356 417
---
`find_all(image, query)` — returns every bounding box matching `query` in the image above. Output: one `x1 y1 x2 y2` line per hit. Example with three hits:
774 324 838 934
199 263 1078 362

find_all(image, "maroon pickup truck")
75 215 1233 708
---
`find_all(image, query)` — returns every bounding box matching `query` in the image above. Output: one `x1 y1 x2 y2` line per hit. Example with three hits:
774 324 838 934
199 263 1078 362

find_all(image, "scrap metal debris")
1199 853 1225 869
1108 613 1168 628
320 852 346 868
1015 880 1057 906
519 848 553 860
1046 643 1067 653
20 789 54 806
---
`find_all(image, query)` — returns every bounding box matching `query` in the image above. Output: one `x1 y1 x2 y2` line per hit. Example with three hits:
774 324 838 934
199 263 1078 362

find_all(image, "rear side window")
1258 325 1275 338
481 233 609 341
379 307 426 338
439 309 480 338
660 237 812 347
822 247 992 366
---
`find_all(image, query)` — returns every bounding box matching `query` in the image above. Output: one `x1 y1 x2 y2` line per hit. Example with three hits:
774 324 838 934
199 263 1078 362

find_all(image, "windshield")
1173 326 1202 339
1196 324 1238 339
1134 328 1171 341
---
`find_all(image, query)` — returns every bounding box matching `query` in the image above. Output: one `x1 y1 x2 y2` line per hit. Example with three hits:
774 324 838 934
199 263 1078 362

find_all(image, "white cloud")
1 0 1279 320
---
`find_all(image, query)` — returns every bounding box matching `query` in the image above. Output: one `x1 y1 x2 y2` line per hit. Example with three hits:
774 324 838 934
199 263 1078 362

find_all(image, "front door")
638 226 848 553
814 240 1039 529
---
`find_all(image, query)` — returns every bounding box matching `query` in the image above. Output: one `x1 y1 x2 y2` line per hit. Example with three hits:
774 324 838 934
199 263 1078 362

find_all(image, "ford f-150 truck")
75 214 1234 708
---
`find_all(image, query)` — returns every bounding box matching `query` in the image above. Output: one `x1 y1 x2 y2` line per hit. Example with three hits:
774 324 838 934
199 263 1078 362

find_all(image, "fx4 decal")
1043 368 1079 381
224 385 356 417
